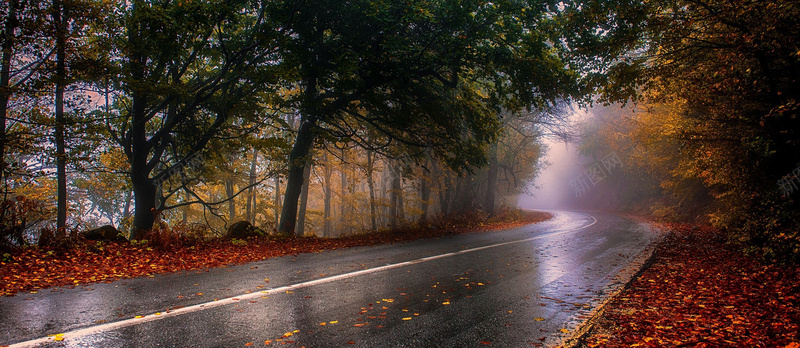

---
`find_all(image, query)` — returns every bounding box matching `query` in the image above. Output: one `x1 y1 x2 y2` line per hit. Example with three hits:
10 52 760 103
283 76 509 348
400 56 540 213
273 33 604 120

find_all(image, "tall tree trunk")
323 152 332 237
277 118 317 235
366 150 377 231
420 167 429 222
395 164 404 224
274 177 280 228
380 160 391 226
129 85 156 237
339 148 347 230
246 148 257 223
433 160 448 216
181 190 188 224
226 178 236 222
389 163 402 229
122 190 132 225
296 156 312 236
53 0 68 238
0 0 17 189
129 2 157 238
486 142 499 216
441 175 451 216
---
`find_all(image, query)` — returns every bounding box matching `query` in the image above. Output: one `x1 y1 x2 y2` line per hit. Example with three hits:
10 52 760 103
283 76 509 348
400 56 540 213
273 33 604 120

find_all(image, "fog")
517 138 583 210
516 109 592 211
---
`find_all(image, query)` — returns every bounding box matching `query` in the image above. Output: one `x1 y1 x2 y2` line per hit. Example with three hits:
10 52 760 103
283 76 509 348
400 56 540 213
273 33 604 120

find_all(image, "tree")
271 0 582 235
108 0 283 238
573 0 800 261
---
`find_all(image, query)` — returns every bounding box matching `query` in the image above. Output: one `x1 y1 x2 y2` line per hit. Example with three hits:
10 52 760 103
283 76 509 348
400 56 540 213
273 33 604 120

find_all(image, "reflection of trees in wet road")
0 212 660 347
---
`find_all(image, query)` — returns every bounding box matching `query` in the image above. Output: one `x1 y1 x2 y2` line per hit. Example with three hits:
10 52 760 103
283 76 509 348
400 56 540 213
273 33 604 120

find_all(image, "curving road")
0 211 661 347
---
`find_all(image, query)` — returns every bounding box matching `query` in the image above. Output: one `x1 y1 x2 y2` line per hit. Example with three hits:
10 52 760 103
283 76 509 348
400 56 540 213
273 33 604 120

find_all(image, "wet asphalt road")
0 211 661 347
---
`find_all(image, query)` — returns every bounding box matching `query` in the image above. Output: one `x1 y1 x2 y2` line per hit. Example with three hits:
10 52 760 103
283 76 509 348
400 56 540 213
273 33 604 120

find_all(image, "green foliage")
129 239 148 247
230 238 247 246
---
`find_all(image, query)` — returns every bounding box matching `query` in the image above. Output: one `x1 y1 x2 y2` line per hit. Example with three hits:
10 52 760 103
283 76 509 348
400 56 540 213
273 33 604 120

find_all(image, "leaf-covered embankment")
580 224 800 347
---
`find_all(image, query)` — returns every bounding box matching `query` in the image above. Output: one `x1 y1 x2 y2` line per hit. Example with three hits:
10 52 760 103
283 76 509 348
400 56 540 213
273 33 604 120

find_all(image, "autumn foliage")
0 209 550 296
581 224 800 347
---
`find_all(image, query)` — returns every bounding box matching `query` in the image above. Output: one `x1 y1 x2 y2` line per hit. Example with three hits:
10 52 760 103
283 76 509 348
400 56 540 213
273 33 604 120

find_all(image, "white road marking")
6 213 597 347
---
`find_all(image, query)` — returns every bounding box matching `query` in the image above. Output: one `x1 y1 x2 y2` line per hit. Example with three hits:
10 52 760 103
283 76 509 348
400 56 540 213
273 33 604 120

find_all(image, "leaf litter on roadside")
582 223 800 347
0 211 550 296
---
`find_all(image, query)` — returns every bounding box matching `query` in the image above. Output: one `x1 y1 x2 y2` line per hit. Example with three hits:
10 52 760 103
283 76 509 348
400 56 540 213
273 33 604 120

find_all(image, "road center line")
7 213 597 348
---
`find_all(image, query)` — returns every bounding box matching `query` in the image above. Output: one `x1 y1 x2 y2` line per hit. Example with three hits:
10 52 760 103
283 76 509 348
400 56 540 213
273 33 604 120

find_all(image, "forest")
2 0 799 263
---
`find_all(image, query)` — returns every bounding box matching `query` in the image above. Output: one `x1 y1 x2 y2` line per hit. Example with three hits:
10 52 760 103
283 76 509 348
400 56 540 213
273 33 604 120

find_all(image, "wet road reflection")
1 211 660 347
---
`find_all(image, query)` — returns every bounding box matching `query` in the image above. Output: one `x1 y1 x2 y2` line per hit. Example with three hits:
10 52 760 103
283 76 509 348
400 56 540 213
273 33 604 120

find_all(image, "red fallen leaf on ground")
0 211 550 296
582 223 800 348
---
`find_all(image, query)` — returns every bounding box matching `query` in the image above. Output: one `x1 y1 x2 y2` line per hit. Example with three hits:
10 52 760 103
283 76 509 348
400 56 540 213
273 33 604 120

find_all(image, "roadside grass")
0 209 551 296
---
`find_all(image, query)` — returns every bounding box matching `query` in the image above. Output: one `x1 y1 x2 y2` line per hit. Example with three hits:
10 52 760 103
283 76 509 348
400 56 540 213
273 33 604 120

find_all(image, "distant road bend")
0 211 661 347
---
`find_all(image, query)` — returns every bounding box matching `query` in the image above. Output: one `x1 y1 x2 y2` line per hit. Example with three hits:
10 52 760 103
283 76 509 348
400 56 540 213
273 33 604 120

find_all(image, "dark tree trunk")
323 152 332 236
274 177 280 228
434 160 449 216
486 143 499 216
246 148 257 223
389 163 402 229
226 178 235 222
129 85 156 238
296 156 312 236
128 2 157 239
53 0 68 238
122 190 132 224
420 168 429 222
277 118 317 235
366 150 377 231
131 172 156 239
181 190 188 224
0 0 17 189
339 148 347 229
396 165 404 224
